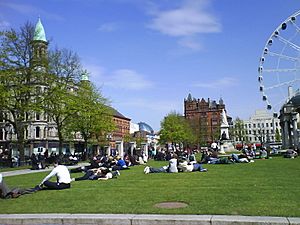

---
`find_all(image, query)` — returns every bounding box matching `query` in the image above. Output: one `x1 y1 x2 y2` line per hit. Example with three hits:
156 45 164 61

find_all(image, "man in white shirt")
37 160 72 190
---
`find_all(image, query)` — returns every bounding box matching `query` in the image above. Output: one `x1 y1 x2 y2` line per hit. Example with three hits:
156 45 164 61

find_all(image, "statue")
221 109 228 126
219 108 234 153
221 131 228 141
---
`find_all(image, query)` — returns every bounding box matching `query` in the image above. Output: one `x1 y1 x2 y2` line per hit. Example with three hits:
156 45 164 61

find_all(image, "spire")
187 93 192 101
81 70 90 81
33 18 47 42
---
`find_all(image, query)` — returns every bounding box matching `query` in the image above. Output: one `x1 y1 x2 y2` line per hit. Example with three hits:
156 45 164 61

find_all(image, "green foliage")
0 22 38 161
0 157 299 216
275 128 281 142
65 81 115 149
160 111 195 146
232 117 246 143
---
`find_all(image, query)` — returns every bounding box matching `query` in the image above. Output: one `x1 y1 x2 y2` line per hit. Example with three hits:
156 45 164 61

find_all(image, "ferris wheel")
258 10 300 117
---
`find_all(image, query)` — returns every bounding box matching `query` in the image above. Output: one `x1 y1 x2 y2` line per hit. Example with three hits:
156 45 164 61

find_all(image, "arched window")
36 126 40 138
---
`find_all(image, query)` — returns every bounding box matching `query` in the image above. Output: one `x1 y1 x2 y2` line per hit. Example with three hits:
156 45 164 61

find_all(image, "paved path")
1 163 88 177
0 214 299 225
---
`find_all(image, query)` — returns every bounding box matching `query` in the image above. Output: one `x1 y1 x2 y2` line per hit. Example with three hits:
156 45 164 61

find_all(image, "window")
266 123 269 127
36 127 40 138
36 113 40 121
25 129 28 139
253 124 256 128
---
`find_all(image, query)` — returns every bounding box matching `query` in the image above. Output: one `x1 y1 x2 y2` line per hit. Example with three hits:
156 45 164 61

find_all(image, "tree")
43 48 83 154
0 22 40 163
275 127 281 142
160 111 195 148
65 80 115 154
232 117 246 143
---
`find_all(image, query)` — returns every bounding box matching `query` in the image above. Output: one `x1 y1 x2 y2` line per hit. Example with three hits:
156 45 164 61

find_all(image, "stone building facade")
236 110 281 144
279 93 300 149
184 93 230 145
0 19 130 157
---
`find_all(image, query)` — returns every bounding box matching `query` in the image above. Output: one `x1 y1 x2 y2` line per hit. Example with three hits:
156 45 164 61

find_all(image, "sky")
0 0 299 131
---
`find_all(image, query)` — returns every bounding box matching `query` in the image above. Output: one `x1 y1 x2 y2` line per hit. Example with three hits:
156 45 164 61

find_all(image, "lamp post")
106 133 112 156
4 123 13 167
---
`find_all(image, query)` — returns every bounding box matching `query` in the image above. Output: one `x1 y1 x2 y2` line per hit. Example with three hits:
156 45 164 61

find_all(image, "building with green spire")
0 18 131 162
33 18 47 42
31 18 48 71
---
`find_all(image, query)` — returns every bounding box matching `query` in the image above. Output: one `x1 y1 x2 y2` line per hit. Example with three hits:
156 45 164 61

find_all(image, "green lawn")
0 157 299 216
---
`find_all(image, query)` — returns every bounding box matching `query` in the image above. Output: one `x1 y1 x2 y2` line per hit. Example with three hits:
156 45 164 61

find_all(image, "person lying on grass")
72 167 120 181
177 160 207 172
144 153 178 174
0 174 37 199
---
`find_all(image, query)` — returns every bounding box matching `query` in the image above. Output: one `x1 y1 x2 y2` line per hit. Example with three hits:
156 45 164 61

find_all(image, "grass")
0 157 299 216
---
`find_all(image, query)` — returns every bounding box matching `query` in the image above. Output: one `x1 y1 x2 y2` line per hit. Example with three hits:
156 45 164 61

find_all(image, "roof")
110 107 130 120
138 122 154 134
33 18 47 42
289 93 300 107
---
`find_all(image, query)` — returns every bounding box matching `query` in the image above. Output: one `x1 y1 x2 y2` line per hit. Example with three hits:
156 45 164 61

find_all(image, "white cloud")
193 77 238 89
106 69 153 90
148 0 221 37
147 0 221 50
84 63 153 91
98 22 118 32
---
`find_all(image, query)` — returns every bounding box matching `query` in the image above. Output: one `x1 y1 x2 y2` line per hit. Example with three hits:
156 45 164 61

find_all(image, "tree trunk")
15 123 25 166
84 138 88 160
57 128 63 155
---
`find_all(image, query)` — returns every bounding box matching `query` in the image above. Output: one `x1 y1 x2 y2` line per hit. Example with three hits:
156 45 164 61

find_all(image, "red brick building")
111 108 131 141
184 93 230 145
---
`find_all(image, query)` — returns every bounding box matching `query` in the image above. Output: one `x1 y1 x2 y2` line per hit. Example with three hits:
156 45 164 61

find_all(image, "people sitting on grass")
72 167 120 181
111 156 129 171
35 160 72 191
259 148 268 159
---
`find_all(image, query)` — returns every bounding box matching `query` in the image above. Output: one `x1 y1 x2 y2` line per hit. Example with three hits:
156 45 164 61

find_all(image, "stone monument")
219 109 234 153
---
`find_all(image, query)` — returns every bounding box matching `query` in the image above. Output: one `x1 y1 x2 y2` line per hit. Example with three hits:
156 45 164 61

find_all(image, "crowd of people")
0 143 298 199
30 151 80 170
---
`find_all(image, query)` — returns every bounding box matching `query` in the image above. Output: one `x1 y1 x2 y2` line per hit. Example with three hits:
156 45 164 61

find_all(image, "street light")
4 123 13 167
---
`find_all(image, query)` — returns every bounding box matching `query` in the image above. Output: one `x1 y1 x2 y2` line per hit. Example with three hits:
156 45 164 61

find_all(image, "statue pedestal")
220 140 235 154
